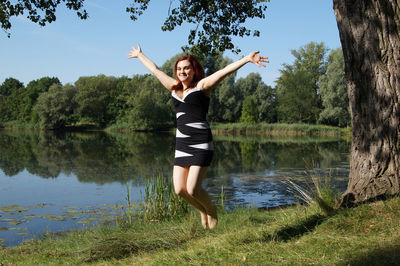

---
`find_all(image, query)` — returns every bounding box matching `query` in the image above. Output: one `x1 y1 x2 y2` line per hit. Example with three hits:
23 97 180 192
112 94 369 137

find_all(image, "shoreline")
0 122 351 137
1 196 399 264
0 201 301 249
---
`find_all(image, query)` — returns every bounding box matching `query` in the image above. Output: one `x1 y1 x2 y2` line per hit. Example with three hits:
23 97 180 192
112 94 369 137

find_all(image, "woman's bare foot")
207 207 218 229
200 211 208 229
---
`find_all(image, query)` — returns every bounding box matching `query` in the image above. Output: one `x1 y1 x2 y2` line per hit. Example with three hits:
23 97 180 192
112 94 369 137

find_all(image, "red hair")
172 55 205 91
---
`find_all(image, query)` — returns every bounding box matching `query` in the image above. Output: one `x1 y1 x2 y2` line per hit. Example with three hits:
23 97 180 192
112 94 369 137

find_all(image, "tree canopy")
2 0 268 55
276 42 328 124
0 77 23 96
0 0 88 37
319 48 349 127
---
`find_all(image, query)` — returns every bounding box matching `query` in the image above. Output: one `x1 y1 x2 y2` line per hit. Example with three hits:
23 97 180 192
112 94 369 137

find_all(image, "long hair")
172 55 205 91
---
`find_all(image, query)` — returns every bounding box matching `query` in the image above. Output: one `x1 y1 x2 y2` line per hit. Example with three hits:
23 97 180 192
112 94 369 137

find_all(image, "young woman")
128 44 268 229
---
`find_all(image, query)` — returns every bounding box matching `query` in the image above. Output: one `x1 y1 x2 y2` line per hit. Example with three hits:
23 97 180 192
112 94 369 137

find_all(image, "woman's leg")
186 166 218 229
173 165 208 228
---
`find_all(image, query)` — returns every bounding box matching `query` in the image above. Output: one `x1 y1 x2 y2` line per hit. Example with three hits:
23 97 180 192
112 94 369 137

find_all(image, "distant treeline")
0 42 350 130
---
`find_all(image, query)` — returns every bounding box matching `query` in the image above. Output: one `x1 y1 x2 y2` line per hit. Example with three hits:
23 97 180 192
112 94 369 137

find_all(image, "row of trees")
0 42 349 130
276 42 348 126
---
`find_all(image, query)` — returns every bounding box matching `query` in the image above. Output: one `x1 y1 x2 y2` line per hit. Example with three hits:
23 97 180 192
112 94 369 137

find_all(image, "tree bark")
333 0 400 206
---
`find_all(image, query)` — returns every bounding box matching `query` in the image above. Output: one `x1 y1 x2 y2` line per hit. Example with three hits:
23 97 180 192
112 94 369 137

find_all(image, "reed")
112 184 139 227
219 185 226 213
124 184 134 225
285 172 339 216
112 176 188 227
211 122 346 137
143 174 188 221
2 120 40 130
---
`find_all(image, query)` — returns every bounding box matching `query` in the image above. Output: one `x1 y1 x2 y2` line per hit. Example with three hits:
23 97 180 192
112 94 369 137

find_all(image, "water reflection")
0 130 175 184
0 129 350 246
0 130 350 201
206 135 350 208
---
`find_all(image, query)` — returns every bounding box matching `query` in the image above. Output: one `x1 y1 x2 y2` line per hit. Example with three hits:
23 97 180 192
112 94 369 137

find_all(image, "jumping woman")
128 45 268 229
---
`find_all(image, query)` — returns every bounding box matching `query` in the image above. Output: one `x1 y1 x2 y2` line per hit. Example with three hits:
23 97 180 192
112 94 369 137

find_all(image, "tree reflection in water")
0 130 350 207
0 130 351 246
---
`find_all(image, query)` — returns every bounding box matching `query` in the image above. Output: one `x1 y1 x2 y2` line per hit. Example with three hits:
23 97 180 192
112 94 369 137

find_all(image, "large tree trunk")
333 0 400 206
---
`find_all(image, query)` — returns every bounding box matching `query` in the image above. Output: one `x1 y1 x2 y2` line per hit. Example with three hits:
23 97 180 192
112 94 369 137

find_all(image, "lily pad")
8 220 24 226
2 218 17 222
65 209 84 214
77 218 94 224
8 227 27 231
1 205 29 212
41 214 56 219
63 206 78 210
48 216 67 221
24 214 38 219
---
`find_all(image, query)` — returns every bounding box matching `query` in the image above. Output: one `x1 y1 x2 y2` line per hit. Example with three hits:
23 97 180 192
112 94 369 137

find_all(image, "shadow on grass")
79 232 196 263
80 237 142 262
78 222 202 262
265 214 326 242
343 243 400 266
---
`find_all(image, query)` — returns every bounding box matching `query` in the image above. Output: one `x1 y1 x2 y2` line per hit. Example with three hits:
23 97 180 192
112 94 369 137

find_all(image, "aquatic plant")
219 185 226 213
285 171 339 216
143 174 188 221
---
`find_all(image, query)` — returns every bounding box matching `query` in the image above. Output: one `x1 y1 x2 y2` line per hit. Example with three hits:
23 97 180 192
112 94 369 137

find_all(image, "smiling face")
173 56 205 91
176 60 195 85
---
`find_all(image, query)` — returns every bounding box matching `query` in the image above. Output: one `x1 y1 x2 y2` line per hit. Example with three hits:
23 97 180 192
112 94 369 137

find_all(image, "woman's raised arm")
198 51 269 91
128 44 177 91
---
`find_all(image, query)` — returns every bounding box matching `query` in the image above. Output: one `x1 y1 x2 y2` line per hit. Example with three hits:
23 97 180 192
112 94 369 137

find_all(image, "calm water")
0 130 350 246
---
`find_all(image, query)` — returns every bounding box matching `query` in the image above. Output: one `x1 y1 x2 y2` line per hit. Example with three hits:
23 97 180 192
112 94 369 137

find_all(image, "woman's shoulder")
196 81 211 97
196 80 204 90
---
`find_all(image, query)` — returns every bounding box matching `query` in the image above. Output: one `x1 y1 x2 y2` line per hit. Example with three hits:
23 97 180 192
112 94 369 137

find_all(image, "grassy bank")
0 120 40 130
1 121 350 137
1 195 399 265
211 122 349 137
212 134 346 144
107 122 349 137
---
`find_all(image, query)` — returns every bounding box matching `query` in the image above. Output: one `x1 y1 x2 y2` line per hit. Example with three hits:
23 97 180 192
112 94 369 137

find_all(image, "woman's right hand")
247 51 269 67
127 44 142 59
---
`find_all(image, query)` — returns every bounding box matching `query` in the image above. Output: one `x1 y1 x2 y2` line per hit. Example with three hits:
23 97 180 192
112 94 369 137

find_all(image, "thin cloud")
86 1 108 11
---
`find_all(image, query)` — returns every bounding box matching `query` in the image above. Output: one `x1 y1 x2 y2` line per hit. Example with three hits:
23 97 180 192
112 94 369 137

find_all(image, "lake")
0 129 350 246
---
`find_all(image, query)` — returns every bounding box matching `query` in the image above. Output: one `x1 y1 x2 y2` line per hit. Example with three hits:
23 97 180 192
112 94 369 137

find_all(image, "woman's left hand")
248 51 269 67
127 44 142 59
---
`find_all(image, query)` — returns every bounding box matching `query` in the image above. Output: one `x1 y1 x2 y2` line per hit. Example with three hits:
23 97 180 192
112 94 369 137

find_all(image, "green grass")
105 121 174 132
213 134 345 144
1 121 349 137
1 120 40 130
211 122 348 137
1 194 400 265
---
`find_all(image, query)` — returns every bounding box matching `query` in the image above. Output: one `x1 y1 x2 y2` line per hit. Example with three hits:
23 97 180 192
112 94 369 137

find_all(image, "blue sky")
0 0 341 87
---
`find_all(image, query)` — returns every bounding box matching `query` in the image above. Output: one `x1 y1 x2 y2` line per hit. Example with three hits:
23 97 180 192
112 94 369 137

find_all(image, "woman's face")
176 60 194 84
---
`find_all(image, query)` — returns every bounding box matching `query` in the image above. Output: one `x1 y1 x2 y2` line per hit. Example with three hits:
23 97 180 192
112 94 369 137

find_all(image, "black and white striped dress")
171 85 213 166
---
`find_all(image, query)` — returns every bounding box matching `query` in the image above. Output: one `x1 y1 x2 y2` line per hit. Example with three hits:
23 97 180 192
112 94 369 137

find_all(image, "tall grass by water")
211 122 348 137
1 120 40 130
112 175 189 228
142 175 189 221
285 174 339 216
